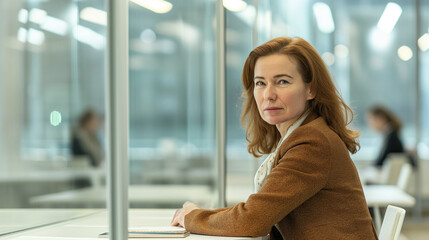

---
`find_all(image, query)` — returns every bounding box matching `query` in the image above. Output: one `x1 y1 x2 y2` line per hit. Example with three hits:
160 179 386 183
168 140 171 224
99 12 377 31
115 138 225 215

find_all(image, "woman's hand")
171 201 200 228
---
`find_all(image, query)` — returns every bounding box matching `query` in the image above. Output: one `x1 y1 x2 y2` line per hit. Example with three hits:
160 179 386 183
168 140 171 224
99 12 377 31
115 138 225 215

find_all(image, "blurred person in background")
70 108 104 168
366 105 415 168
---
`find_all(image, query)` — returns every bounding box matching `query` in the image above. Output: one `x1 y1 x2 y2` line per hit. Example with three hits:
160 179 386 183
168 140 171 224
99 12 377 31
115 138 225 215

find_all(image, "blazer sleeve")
184 129 332 237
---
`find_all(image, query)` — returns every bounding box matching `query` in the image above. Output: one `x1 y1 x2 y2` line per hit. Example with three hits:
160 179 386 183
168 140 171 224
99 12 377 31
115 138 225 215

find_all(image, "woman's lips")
264 107 283 112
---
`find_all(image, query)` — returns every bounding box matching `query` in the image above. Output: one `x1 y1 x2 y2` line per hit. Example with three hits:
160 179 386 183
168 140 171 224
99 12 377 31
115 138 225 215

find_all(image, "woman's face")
367 113 386 132
253 54 314 134
85 115 100 133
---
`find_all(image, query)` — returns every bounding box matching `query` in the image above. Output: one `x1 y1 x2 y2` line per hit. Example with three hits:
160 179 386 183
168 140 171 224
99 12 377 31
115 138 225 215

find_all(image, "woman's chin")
263 118 284 126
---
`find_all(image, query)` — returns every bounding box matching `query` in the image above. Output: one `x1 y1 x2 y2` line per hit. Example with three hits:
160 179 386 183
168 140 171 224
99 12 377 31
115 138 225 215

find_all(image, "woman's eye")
255 81 265 86
279 79 290 84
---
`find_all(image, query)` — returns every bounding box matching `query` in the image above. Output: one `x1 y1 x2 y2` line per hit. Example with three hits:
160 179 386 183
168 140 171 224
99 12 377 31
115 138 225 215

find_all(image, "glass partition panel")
332 0 418 161
128 0 217 209
0 0 106 235
224 0 257 206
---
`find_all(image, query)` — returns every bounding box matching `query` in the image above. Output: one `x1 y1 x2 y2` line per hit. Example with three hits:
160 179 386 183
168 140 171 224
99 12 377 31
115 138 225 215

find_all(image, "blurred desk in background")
0 170 104 208
0 169 103 184
30 185 214 208
0 209 263 240
364 185 416 231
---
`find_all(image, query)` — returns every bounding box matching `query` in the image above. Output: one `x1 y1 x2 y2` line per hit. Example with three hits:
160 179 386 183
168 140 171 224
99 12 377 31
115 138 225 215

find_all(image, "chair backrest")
380 154 407 185
378 205 406 240
397 163 412 191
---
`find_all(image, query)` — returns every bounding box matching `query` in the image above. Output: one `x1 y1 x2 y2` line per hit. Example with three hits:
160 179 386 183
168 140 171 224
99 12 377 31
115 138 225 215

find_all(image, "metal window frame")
216 0 227 208
106 0 129 239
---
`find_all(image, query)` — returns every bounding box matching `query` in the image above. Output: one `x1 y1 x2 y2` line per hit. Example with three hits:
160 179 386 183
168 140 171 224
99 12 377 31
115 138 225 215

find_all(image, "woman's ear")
306 86 315 100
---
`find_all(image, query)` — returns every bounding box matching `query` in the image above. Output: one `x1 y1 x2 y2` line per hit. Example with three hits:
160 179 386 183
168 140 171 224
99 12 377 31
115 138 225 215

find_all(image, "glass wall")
0 0 107 235
128 0 218 208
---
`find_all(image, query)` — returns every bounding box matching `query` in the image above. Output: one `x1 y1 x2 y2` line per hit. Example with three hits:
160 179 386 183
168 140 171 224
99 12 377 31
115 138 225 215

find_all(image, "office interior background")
1 0 429 239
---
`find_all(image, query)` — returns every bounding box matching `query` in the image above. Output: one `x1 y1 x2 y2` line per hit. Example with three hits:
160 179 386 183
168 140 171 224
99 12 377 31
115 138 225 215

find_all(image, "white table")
0 169 103 184
30 185 214 208
363 185 416 231
0 209 262 240
0 209 101 236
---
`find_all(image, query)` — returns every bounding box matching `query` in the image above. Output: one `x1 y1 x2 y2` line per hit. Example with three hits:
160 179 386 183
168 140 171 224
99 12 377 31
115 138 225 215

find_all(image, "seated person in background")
366 105 405 168
71 108 104 168
171 37 377 239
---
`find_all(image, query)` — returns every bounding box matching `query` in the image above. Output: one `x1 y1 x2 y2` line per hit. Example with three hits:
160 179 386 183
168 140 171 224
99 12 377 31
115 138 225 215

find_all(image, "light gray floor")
401 218 429 240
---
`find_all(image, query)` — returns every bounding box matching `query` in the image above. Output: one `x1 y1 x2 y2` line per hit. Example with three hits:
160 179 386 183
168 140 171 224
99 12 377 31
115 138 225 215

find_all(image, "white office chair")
379 154 408 185
378 205 406 240
396 163 412 191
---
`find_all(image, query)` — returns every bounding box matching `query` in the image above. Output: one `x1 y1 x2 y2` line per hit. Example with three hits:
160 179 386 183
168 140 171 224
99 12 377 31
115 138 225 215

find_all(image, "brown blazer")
185 113 378 239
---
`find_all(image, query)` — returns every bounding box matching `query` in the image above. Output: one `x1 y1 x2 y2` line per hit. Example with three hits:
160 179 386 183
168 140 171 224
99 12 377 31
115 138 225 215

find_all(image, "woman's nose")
264 84 276 101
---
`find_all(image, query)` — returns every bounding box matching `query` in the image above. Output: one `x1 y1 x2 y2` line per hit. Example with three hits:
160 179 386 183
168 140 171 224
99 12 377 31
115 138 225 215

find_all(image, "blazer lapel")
272 111 320 168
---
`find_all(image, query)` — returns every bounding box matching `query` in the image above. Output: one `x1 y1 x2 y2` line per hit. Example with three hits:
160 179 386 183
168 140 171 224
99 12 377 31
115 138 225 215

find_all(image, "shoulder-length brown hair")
241 37 360 157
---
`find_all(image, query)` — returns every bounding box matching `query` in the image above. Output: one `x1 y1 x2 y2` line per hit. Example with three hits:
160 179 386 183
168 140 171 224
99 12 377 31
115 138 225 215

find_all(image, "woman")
171 37 377 239
367 105 406 168
71 108 104 168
